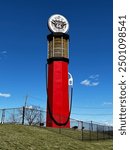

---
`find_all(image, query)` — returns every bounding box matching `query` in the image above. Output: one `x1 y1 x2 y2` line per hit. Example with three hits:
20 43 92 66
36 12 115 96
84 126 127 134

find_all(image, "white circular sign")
48 14 69 33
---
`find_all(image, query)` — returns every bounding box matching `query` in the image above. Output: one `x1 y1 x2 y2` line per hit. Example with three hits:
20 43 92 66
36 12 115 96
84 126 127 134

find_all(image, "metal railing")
0 107 113 141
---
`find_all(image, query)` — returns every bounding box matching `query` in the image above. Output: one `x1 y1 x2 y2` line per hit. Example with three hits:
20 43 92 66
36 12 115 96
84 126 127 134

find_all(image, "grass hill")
0 124 112 150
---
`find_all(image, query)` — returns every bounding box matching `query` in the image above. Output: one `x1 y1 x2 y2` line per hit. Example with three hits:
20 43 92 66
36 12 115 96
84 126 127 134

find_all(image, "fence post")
40 110 42 125
97 125 98 140
89 121 93 140
91 121 93 131
1 109 5 124
108 126 111 139
81 121 83 141
89 122 91 141
22 106 25 125
103 126 105 140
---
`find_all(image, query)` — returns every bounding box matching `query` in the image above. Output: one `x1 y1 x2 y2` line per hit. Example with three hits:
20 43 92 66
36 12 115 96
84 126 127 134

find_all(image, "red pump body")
46 60 70 128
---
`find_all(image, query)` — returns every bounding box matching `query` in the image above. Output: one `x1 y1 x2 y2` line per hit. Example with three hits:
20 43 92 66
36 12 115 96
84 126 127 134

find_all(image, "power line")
26 95 112 113
72 106 112 109
28 95 43 100
71 113 113 116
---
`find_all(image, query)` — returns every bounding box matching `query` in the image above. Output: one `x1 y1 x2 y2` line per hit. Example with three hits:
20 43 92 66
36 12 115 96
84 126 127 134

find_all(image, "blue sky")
0 0 113 124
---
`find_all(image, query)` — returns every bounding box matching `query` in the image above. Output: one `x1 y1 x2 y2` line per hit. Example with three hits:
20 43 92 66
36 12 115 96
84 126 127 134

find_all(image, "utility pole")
24 95 28 108
22 95 28 125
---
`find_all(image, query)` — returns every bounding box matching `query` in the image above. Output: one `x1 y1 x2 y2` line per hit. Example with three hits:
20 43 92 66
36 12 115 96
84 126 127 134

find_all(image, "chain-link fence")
0 107 113 141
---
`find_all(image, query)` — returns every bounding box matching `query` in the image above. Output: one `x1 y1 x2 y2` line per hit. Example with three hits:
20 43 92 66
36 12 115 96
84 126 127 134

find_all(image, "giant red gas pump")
46 14 73 128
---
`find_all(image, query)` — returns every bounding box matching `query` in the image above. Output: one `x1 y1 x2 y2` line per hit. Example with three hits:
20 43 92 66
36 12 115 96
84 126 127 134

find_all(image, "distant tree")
9 109 22 124
24 106 42 125
9 113 16 123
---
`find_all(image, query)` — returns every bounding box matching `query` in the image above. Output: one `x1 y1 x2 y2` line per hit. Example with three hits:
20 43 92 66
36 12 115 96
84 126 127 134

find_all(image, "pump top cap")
48 14 69 33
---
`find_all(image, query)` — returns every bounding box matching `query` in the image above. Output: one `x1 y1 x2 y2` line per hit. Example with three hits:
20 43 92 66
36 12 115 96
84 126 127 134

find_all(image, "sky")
0 0 113 125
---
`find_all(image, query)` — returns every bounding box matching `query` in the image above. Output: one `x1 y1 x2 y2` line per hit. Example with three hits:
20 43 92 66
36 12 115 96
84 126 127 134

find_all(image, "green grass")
46 127 113 140
0 124 113 150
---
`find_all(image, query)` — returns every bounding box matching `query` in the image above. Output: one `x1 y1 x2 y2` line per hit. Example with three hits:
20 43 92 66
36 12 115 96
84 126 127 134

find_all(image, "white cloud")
0 93 11 98
80 74 99 87
89 74 99 79
91 82 99 86
0 50 7 55
103 102 112 105
26 106 33 109
0 50 7 61
80 79 99 87
99 120 113 126
104 121 113 126
80 80 90 86
1 51 7 54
